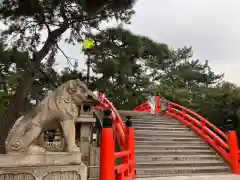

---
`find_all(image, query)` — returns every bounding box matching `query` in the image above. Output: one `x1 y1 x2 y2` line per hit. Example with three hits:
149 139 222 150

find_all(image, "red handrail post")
124 128 130 177
115 127 130 180
128 127 136 178
155 95 160 113
167 103 172 113
98 91 102 98
227 130 240 174
100 127 115 180
100 110 115 180
125 117 136 178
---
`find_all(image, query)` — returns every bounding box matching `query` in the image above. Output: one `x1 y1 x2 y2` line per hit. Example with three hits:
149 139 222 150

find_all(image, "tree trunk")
0 68 8 93
0 24 68 153
0 73 34 153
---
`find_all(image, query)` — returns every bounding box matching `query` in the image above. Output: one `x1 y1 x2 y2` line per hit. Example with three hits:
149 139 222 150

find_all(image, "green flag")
83 39 95 49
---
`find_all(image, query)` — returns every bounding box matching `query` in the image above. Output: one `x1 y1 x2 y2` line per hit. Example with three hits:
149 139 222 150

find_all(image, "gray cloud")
56 0 240 84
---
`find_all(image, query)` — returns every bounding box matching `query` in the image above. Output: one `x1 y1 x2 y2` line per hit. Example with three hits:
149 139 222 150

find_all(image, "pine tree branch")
55 42 78 69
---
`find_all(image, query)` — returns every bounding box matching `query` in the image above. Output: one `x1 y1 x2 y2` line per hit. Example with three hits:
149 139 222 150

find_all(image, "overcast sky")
56 0 240 85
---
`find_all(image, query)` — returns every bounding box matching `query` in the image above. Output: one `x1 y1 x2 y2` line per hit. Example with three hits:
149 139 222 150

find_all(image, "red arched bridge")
95 92 240 180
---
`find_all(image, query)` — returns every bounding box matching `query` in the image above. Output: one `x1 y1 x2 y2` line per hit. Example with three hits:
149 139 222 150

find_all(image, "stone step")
88 163 230 179
136 160 225 168
135 166 230 177
132 119 180 123
135 149 216 155
134 127 186 131
133 123 188 129
134 127 190 131
135 135 199 139
133 122 182 126
135 136 200 141
132 122 181 125
89 173 232 180
132 119 175 123
119 111 150 116
134 140 206 145
131 117 174 121
134 128 191 134
87 162 228 177
134 131 196 137
132 114 170 117
133 122 183 126
134 144 211 150
133 123 183 127
134 131 195 136
135 154 221 162
134 124 185 128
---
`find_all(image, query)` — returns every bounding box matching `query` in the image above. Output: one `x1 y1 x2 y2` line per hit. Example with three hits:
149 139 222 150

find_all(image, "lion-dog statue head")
5 79 100 153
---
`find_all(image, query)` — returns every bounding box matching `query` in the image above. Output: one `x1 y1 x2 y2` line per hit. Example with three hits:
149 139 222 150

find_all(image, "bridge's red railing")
133 96 240 174
96 92 136 180
133 102 151 112
96 92 126 150
133 96 160 113
100 120 135 180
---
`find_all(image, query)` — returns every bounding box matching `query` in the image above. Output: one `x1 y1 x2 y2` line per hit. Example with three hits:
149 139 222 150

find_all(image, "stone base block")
0 152 82 167
0 152 87 180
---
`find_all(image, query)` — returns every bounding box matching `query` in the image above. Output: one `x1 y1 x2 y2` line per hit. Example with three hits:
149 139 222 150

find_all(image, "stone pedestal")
75 102 97 166
0 152 87 180
76 113 96 166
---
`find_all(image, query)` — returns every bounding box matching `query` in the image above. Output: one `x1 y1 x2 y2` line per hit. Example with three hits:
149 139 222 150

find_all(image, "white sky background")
55 0 240 85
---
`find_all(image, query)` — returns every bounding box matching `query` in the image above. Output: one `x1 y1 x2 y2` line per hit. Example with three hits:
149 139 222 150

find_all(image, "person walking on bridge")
148 95 155 115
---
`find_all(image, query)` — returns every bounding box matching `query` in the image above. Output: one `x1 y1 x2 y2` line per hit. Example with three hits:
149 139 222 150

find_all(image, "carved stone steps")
119 110 150 116
134 123 183 127
135 154 221 162
134 144 211 150
131 117 174 121
131 113 231 177
135 131 195 138
131 118 180 124
133 122 182 126
88 166 230 179
135 166 230 178
135 136 200 142
136 160 225 168
134 129 195 136
134 127 189 131
135 140 206 145
134 124 186 129
133 122 183 127
135 149 216 155
131 118 174 121
134 131 196 137
133 122 181 125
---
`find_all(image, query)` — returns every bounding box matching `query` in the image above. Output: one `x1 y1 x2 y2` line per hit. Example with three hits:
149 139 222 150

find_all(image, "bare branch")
44 23 51 33
55 42 78 69
71 23 84 41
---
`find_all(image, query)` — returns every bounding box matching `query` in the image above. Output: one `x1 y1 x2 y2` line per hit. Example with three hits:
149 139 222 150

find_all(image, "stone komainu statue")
5 79 100 153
